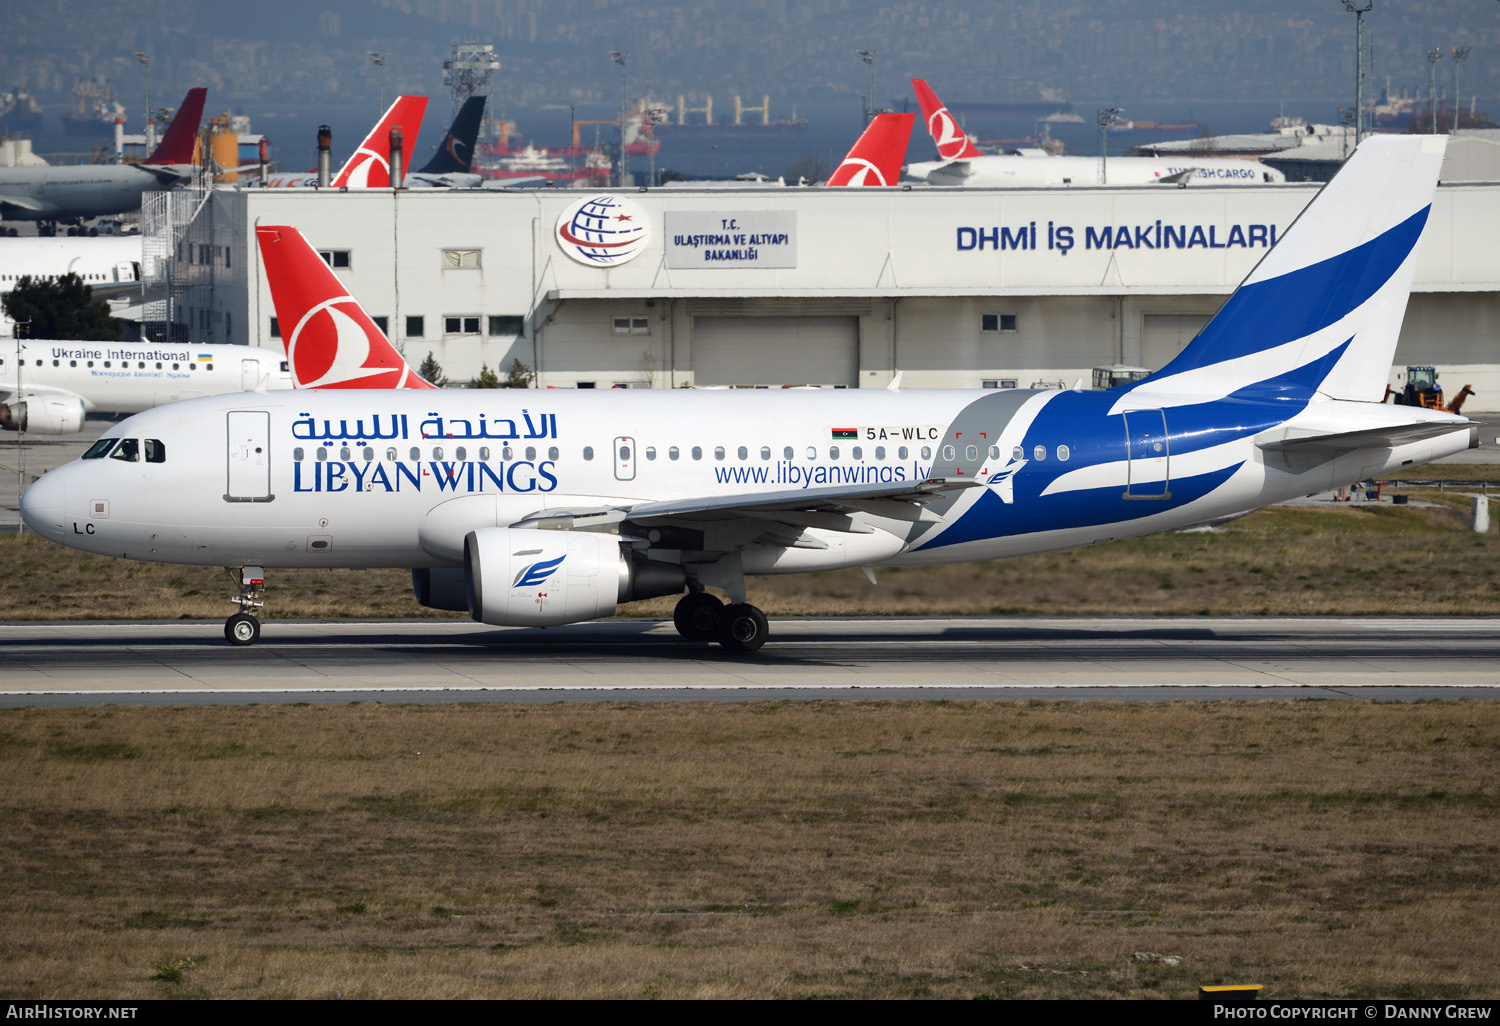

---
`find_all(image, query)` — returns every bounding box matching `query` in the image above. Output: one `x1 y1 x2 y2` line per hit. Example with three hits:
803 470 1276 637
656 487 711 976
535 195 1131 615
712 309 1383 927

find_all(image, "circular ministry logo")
555 194 650 267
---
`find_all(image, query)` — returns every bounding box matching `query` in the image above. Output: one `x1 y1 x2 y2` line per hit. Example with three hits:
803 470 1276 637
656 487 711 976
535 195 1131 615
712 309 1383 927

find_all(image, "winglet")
911 78 981 160
143 87 207 165
826 113 914 187
255 225 435 389
332 95 429 188
417 96 485 175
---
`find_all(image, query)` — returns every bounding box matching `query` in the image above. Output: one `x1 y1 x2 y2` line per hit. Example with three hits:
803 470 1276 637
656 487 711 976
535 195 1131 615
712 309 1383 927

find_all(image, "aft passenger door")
1122 408 1170 500
226 410 273 502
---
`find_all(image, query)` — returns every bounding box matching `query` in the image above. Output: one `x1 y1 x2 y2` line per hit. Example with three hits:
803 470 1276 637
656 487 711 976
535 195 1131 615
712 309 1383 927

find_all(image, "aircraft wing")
622 477 982 524
1257 420 1474 453
0 192 46 213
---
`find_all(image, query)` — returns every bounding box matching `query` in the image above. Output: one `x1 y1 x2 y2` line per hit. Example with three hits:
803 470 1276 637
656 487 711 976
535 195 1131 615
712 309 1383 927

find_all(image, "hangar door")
693 316 858 387
1140 313 1213 372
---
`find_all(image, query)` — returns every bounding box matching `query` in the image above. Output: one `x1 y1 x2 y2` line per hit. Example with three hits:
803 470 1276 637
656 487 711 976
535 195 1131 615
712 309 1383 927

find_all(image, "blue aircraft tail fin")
417 96 486 175
1132 135 1446 405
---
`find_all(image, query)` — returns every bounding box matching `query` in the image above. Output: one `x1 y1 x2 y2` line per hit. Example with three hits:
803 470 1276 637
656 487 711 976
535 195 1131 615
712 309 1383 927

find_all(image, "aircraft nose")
20 467 69 541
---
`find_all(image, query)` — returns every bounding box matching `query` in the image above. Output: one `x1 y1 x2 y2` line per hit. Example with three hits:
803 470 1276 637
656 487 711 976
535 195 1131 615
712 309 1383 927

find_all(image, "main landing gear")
225 566 265 646
672 591 770 653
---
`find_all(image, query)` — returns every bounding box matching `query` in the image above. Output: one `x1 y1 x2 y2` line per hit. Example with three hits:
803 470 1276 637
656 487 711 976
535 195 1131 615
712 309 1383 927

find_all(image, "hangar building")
171 171 1500 399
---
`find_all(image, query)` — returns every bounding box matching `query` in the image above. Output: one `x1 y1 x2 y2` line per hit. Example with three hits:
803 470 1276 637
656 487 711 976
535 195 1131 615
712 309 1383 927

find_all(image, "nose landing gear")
225 566 265 646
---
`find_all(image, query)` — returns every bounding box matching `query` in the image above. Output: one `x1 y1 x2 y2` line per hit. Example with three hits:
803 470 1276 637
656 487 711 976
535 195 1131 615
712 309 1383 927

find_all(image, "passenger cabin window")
109 438 139 463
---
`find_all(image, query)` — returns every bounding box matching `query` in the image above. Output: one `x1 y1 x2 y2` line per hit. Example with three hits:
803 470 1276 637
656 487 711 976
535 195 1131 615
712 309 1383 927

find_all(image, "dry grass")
0 701 1496 999
13 498 1497 621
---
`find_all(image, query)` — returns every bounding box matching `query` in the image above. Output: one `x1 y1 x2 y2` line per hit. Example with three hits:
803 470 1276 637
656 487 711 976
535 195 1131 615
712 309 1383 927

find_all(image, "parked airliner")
0 89 207 225
905 79 1285 187
1 341 290 433
20 137 1470 653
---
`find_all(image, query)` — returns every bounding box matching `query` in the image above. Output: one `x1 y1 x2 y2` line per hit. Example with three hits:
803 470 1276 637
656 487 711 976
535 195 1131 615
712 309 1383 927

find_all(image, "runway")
3 616 1499 706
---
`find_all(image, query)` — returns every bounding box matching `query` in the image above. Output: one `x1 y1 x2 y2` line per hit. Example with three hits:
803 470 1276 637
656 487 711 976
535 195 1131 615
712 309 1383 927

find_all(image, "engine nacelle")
0 395 86 434
462 527 684 627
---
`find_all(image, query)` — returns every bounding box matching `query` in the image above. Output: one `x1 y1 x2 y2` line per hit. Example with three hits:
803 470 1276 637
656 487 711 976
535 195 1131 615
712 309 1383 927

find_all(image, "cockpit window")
82 438 118 459
144 439 166 464
109 438 140 463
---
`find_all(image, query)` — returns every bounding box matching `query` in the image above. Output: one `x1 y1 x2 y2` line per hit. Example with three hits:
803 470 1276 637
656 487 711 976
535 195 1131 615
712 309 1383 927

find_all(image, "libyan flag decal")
831 428 858 440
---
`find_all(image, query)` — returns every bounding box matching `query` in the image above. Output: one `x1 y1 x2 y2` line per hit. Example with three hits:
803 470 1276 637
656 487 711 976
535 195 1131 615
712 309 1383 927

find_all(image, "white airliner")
20 136 1471 654
905 79 1285 187
0 235 143 335
0 341 290 433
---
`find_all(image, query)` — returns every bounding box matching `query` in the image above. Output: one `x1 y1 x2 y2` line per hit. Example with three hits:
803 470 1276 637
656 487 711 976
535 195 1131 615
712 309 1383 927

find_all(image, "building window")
269 317 280 339
612 316 650 336
444 315 481 336
981 313 1018 332
372 316 389 335
488 315 524 337
442 249 481 269
406 316 425 338
318 250 352 269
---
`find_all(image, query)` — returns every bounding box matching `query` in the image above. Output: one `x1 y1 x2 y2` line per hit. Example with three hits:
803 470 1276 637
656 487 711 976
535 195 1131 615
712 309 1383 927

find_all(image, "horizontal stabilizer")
1257 420 1474 454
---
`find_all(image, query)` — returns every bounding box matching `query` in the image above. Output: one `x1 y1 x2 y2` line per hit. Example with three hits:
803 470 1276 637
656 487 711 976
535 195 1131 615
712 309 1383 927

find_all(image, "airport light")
1341 1 1372 145
133 50 153 154
368 51 389 115
856 49 878 124
1097 107 1123 184
1451 46 1471 132
610 50 629 187
1427 47 1444 134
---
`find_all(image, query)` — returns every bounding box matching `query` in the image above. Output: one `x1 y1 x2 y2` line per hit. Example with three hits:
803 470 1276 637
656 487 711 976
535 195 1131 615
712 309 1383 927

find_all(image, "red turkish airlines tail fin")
331 95 429 188
911 78 981 161
825 112 914 187
255 225 435 389
143 88 208 165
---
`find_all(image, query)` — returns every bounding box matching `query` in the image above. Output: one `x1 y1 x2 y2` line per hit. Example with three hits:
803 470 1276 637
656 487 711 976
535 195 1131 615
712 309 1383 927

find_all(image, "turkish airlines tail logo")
332 96 429 188
911 78 980 161
255 226 435 390
826 113 915 187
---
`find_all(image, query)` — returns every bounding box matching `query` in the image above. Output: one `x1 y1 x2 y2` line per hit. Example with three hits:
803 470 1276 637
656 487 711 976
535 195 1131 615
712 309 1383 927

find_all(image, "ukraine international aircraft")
247 96 428 189
20 136 1472 652
905 78 1285 187
0 89 207 226
1 341 291 433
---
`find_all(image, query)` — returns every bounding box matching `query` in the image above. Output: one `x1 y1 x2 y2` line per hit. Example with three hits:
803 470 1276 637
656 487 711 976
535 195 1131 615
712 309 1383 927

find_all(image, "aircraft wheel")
673 592 723 641
717 603 769 654
225 613 261 646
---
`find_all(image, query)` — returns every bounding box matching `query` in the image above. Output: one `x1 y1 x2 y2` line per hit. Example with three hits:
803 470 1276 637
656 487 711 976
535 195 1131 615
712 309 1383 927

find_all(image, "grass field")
5 494 1498 621
0 700 1496 999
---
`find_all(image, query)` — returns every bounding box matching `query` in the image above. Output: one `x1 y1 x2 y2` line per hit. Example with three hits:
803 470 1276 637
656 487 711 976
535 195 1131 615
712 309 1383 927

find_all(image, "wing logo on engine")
514 554 565 588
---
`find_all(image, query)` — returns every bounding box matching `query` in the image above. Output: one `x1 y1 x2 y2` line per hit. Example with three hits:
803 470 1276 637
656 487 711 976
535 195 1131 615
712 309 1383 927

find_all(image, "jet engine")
457 527 685 627
0 395 86 434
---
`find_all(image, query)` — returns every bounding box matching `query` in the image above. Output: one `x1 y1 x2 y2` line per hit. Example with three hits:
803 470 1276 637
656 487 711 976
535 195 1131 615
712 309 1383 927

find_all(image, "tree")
782 154 829 186
506 358 535 389
2 273 122 340
470 363 501 389
417 351 449 387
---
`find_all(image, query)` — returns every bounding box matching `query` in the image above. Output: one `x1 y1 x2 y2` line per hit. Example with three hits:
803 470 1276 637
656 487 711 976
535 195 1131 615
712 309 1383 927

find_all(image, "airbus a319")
20 136 1471 652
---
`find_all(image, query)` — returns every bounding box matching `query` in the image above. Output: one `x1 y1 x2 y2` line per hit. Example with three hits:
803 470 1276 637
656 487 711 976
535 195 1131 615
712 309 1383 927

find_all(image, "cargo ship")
0 88 43 133
59 78 127 137
650 94 808 137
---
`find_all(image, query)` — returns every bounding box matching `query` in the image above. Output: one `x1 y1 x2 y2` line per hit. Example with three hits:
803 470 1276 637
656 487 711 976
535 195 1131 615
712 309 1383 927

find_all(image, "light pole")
1427 47 1444 133
1451 46 1471 131
1097 107 1122 184
1340 2 1371 145
856 49 878 124
609 50 629 187
133 50 153 154
368 51 388 114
